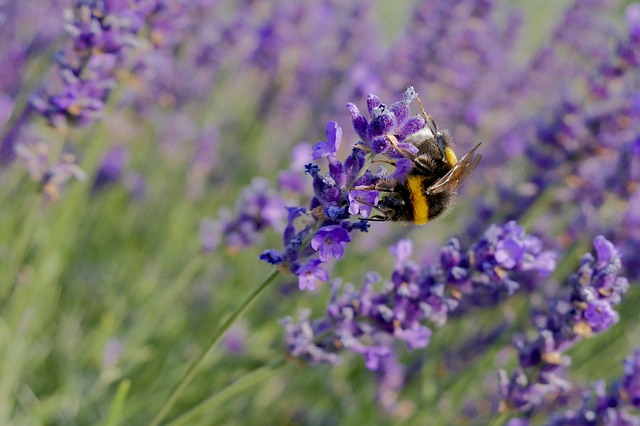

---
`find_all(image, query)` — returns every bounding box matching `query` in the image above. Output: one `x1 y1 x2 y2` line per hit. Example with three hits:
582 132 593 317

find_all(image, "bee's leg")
353 199 388 222
413 156 435 174
352 184 395 193
373 159 396 166
386 133 434 174
353 177 400 193
355 197 377 208
359 214 388 222
386 134 417 161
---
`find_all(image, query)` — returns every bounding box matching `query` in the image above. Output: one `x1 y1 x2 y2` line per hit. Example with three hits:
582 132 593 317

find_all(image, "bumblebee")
359 100 482 224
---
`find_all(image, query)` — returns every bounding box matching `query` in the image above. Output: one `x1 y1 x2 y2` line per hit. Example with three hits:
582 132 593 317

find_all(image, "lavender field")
1 0 640 424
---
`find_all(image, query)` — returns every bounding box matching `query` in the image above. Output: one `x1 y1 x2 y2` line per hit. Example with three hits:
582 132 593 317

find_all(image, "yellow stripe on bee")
407 175 429 224
445 147 458 166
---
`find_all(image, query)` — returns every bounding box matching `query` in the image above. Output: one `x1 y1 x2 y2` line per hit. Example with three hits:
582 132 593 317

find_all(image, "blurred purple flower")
202 178 285 253
30 1 149 128
102 338 124 371
499 235 630 414
93 145 129 191
542 348 640 425
199 219 222 253
626 3 640 39
623 348 640 408
584 300 618 332
278 143 312 193
222 323 248 356
296 259 329 292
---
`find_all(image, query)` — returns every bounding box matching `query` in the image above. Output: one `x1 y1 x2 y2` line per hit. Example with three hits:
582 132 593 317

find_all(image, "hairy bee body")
363 112 482 225
374 176 454 224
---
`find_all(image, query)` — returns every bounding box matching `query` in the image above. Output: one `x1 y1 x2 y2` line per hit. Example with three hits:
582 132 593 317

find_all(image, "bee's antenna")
415 96 429 120
416 96 447 161
416 96 439 134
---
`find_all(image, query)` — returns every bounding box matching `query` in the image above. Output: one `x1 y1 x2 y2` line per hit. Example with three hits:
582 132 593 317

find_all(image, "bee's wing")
426 142 482 195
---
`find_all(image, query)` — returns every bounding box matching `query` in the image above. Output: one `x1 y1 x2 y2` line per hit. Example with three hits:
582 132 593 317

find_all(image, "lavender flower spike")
282 221 555 409
32 1 150 128
260 86 481 291
543 347 640 425
499 235 630 414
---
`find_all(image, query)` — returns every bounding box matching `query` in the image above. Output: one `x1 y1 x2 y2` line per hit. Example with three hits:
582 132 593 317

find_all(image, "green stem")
0 196 38 304
81 256 206 412
488 411 512 426
103 379 131 426
167 358 287 426
149 269 281 426
518 185 559 230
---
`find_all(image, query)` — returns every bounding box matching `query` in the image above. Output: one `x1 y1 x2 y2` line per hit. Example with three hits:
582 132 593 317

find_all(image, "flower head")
311 225 351 262
296 259 329 291
312 121 343 160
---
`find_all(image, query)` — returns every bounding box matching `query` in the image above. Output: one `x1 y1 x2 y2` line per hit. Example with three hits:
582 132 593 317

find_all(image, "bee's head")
376 196 407 221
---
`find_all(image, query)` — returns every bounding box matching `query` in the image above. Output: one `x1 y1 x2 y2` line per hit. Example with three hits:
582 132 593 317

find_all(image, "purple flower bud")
259 249 284 265
280 311 340 365
367 108 396 140
398 115 426 140
222 323 248 355
346 102 368 141
366 93 382 116
311 121 343 160
342 337 390 371
594 234 616 264
402 85 418 104
328 155 346 188
343 147 366 184
387 142 418 160
389 101 410 128
371 135 389 154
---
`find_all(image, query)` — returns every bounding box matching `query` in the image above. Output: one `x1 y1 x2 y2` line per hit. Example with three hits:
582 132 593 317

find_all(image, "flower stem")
166 358 287 426
149 268 281 426
488 411 511 426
